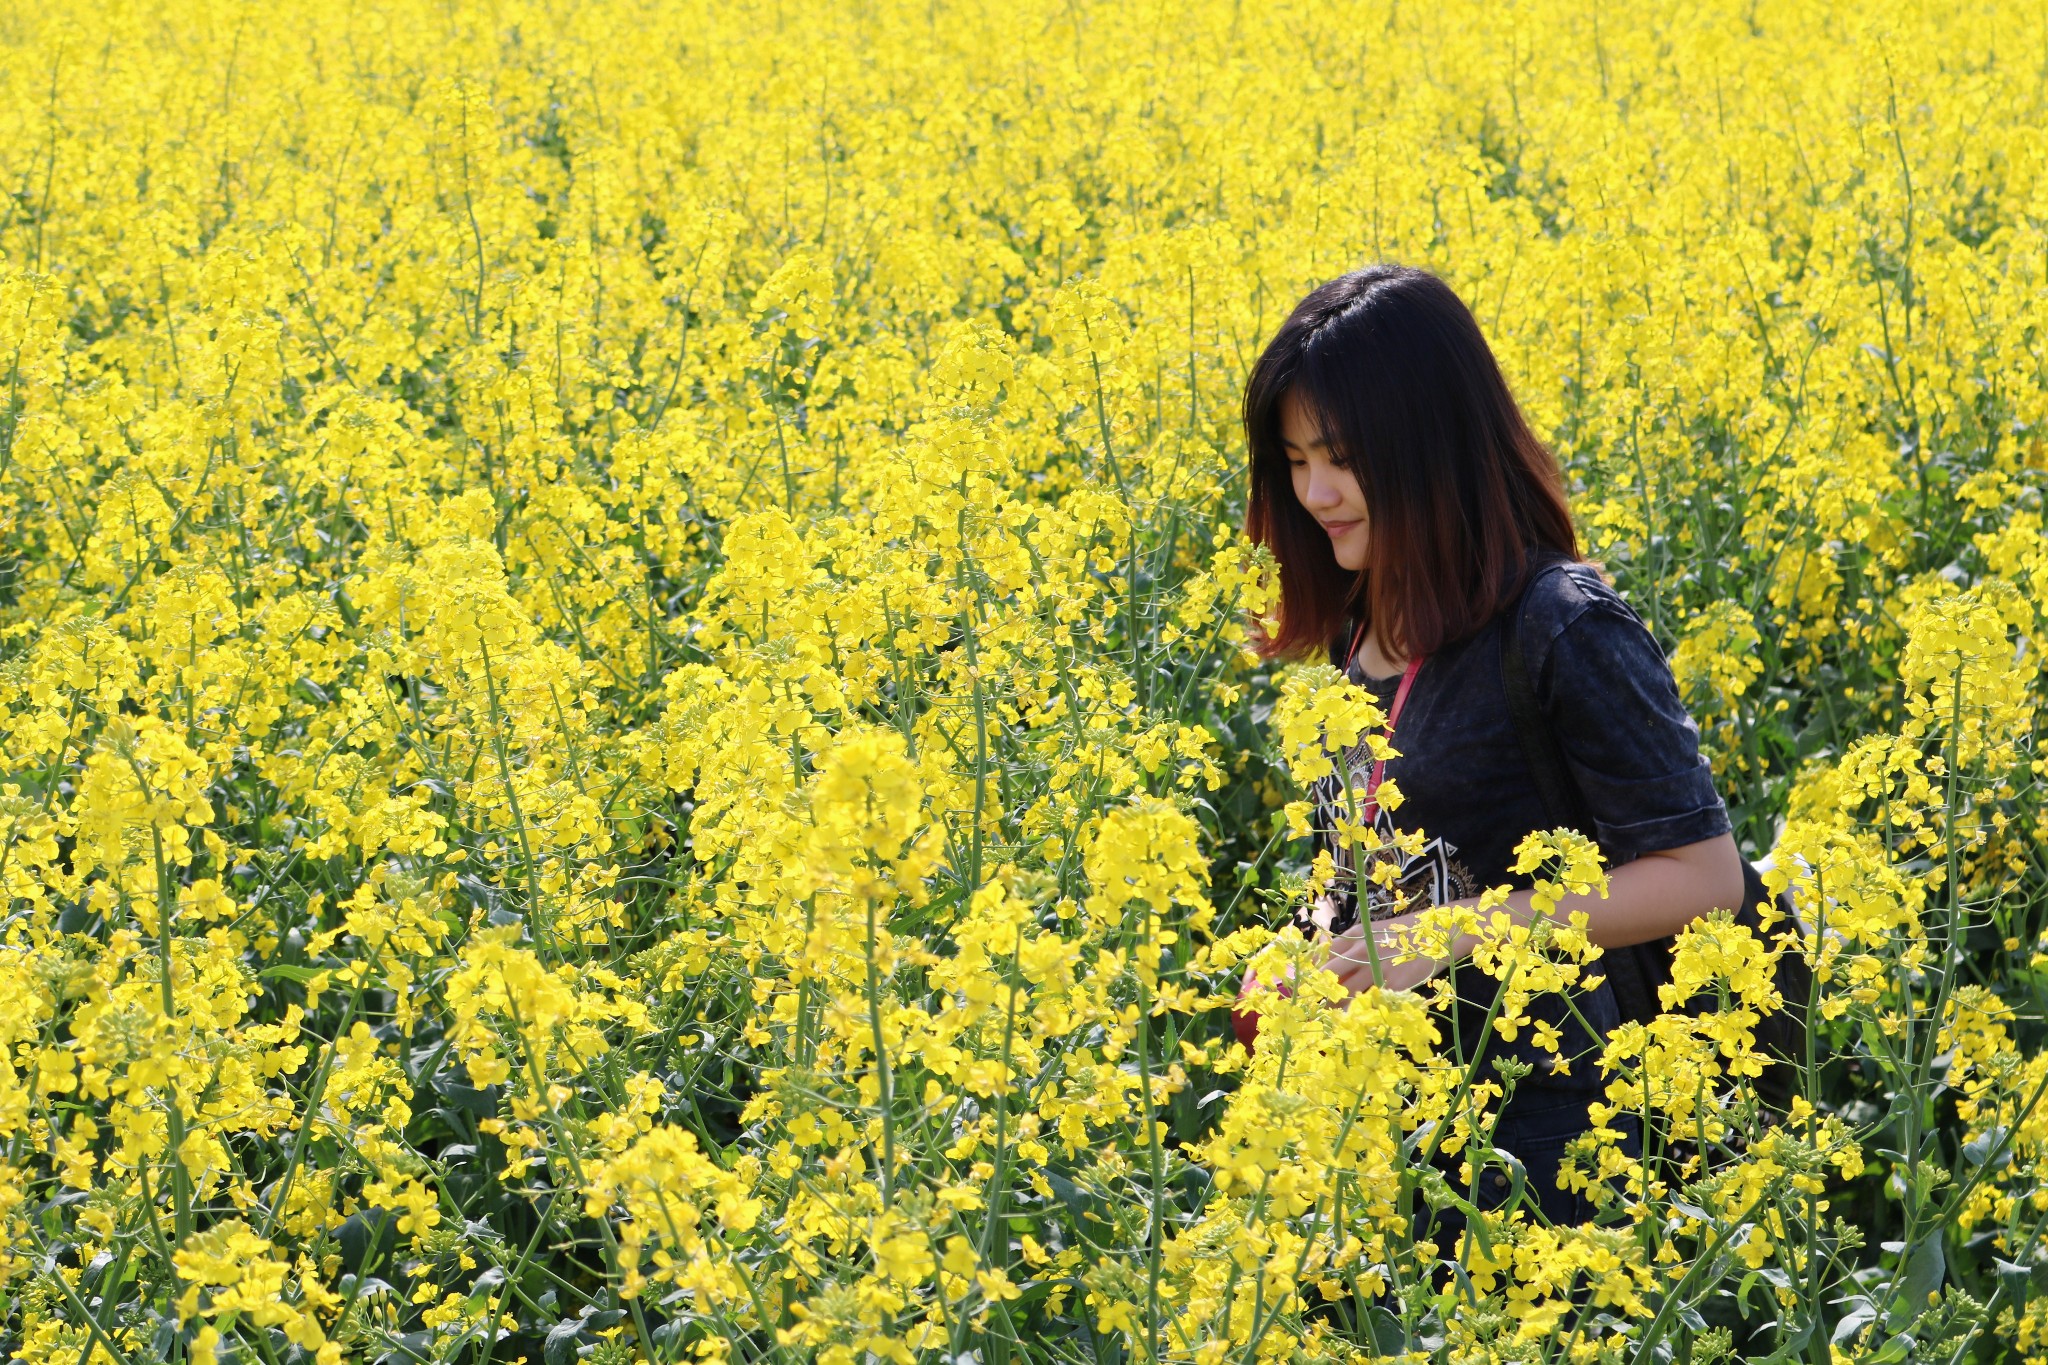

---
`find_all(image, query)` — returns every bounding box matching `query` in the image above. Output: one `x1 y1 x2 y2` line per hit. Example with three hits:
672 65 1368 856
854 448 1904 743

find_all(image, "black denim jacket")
1299 557 1731 1095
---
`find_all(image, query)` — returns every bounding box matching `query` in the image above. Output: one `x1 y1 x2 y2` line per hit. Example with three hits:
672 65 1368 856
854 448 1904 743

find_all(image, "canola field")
3 1 2048 1361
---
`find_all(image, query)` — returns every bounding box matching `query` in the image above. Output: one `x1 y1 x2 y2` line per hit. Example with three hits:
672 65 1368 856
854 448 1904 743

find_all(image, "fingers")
1324 923 1394 993
1324 918 1437 995
1262 918 1435 1001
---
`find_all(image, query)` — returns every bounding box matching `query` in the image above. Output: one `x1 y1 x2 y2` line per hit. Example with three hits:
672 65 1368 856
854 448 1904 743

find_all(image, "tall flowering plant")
1 0 2046 1361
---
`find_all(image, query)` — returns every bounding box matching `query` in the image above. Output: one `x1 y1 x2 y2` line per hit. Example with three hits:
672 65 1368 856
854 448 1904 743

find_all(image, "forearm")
1324 833 1746 994
1446 832 1746 955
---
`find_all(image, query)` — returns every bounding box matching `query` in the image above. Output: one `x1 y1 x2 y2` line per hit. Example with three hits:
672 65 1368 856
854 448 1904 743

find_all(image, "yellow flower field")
2 0 2046 1360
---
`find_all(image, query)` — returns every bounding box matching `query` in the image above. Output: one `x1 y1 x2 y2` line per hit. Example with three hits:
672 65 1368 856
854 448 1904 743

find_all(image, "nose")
1302 461 1346 512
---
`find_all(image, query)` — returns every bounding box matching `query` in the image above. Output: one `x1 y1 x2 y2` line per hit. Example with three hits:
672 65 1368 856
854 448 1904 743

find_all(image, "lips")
1320 519 1362 535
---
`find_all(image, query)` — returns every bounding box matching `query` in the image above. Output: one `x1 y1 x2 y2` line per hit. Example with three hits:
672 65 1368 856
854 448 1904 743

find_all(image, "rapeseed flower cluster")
1 0 2046 1360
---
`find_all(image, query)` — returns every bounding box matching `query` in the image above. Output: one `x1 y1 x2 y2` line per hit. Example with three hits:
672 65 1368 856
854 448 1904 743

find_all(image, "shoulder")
1515 558 1637 643
1513 560 1665 695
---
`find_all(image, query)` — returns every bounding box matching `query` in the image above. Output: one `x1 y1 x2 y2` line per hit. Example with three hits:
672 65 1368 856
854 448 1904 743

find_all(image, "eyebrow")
1279 435 1329 450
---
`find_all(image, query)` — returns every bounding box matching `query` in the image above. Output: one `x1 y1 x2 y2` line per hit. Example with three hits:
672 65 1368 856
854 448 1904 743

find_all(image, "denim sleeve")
1531 575 1732 857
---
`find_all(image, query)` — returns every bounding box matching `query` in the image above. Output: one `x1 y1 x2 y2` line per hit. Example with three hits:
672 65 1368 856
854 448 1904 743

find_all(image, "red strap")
1361 654 1425 824
1343 621 1425 821
1345 615 1371 669
1242 642 1423 1051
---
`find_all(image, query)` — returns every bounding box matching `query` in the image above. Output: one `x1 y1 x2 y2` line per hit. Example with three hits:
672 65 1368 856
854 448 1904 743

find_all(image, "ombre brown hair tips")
1242 264 1580 661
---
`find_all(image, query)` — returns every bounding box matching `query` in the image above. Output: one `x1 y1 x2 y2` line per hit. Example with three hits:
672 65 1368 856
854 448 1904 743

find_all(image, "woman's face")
1280 388 1369 571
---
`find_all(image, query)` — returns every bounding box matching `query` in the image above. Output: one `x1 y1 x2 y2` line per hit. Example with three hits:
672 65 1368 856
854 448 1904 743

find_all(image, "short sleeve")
1528 571 1732 858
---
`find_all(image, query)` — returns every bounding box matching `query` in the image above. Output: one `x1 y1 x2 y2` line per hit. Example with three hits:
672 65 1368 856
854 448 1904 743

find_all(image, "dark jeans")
1421 1091 1641 1255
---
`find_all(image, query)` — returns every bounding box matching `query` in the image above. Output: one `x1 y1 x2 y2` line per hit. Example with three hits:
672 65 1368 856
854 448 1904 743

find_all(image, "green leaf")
1888 1230 1945 1330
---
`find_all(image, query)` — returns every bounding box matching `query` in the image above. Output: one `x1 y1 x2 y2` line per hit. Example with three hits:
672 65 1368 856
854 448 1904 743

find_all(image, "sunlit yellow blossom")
3 0 2045 1359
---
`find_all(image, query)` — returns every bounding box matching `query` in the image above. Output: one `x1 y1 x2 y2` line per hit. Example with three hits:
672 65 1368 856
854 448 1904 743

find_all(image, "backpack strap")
1497 560 1594 836
1497 557 1675 1028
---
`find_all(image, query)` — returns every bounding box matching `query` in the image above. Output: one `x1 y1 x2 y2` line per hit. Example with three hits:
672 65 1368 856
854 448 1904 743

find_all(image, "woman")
1240 263 1745 1226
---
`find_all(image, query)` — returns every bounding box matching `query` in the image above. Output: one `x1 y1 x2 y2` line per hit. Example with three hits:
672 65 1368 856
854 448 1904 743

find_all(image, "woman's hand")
1319 912 1448 995
1317 832 1748 998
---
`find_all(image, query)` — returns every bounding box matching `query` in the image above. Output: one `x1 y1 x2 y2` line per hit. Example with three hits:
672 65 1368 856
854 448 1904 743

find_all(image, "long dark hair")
1242 264 1579 661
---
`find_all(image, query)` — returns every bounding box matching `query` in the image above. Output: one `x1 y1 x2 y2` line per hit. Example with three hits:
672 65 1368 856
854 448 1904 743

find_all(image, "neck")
1356 626 1408 679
